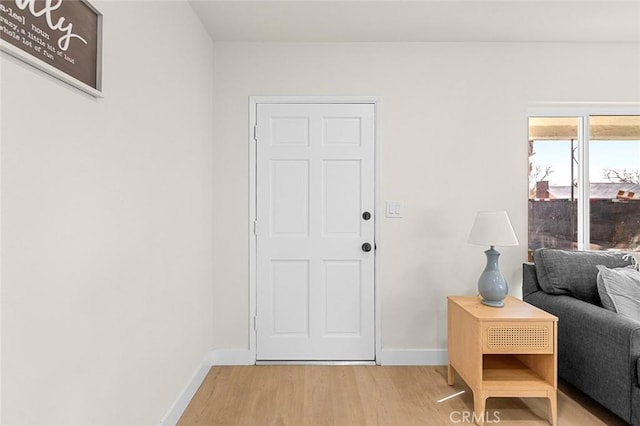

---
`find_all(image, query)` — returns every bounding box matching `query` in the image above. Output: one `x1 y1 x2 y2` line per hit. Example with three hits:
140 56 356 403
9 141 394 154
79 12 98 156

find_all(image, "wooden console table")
447 296 558 426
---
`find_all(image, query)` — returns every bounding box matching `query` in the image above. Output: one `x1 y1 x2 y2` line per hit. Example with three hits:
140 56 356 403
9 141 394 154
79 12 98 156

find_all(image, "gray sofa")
523 248 640 425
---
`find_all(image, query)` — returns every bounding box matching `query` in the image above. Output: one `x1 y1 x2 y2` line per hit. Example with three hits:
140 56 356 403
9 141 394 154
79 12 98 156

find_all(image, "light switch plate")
386 201 403 218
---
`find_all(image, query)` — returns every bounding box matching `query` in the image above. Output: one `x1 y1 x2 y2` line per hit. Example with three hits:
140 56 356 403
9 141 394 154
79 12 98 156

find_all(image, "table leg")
547 391 557 426
447 364 454 385
473 392 486 426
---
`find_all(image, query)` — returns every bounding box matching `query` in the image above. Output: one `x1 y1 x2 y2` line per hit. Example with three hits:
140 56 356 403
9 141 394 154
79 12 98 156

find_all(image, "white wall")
1 2 214 424
210 42 640 353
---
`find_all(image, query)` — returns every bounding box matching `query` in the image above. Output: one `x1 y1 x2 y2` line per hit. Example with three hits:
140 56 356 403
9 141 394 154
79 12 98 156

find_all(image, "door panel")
272 260 309 336
323 260 362 335
323 160 361 236
271 160 309 235
324 117 363 146
256 103 375 360
271 117 310 146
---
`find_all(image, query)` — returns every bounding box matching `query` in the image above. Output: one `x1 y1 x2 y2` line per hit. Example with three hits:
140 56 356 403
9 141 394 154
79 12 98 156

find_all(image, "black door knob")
362 242 372 252
362 211 371 220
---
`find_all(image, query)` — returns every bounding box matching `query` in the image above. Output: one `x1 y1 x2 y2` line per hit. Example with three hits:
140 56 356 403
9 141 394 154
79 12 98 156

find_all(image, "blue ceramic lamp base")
477 246 508 308
481 298 505 308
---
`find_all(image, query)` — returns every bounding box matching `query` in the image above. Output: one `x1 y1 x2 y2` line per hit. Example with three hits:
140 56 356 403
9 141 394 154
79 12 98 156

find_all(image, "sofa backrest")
532 248 632 306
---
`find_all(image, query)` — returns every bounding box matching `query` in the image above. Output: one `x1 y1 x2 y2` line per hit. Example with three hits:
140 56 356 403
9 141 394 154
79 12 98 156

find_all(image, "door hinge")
253 315 258 331
253 124 258 142
253 220 258 236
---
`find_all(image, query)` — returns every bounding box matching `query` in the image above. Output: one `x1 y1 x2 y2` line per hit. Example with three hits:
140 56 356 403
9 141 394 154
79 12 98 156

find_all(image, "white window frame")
528 103 640 251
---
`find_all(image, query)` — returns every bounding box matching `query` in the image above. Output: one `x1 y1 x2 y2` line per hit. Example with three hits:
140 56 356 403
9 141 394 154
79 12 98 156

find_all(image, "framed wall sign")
0 0 103 97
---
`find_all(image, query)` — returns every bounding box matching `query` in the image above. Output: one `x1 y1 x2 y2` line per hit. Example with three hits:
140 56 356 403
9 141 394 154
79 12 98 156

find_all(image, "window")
528 112 640 257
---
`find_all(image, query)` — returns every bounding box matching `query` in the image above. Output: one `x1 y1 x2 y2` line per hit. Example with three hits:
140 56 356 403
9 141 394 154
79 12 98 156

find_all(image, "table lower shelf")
482 354 554 392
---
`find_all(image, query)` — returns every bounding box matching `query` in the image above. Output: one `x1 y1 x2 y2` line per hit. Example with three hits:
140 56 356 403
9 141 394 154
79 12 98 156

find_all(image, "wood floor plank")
177 366 626 426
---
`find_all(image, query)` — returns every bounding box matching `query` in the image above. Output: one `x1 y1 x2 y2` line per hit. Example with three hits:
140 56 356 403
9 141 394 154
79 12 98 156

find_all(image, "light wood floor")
178 366 626 425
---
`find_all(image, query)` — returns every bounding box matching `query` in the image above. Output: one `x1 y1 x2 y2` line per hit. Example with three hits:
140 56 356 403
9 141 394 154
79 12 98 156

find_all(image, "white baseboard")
160 353 212 426
159 350 253 425
210 349 253 365
377 349 448 366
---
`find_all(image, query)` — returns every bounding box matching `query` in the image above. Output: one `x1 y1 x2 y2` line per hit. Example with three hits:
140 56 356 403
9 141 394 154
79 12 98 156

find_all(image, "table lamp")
467 210 519 307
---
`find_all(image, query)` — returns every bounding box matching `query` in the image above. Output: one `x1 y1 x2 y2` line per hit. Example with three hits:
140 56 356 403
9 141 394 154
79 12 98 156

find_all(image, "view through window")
528 115 640 255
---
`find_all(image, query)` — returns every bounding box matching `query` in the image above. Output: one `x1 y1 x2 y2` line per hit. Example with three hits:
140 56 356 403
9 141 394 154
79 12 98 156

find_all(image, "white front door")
255 103 376 361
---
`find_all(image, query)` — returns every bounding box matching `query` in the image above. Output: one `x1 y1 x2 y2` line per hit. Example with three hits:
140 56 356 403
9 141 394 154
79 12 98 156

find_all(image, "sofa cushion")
533 249 632 305
597 265 640 322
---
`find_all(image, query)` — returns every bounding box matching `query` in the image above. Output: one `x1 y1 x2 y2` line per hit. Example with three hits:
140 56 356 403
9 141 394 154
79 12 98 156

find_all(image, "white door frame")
248 96 382 364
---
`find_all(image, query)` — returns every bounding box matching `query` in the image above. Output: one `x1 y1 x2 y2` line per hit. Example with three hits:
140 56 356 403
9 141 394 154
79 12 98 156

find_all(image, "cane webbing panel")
487 326 549 350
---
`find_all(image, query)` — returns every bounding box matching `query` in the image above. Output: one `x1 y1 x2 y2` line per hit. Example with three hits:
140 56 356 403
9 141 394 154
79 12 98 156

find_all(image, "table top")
448 296 558 322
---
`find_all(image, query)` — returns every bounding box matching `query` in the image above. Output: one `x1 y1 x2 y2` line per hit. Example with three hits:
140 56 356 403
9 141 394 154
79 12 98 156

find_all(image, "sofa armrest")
522 262 540 299
525 290 640 423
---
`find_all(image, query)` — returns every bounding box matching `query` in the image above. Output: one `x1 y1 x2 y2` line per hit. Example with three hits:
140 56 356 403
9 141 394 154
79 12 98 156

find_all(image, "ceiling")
188 1 640 43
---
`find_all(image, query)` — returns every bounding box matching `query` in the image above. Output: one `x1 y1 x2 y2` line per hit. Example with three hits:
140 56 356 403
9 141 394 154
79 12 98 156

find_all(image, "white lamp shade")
468 210 519 247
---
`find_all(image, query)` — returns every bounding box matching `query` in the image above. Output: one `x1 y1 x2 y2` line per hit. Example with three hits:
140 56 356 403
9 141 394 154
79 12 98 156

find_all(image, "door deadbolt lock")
362 211 371 221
